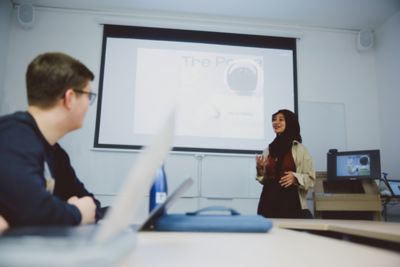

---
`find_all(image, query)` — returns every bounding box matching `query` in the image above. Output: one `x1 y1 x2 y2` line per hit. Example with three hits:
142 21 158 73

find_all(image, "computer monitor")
327 149 381 181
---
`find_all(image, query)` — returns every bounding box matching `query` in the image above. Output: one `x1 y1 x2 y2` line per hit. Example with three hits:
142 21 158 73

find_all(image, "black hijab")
269 109 302 160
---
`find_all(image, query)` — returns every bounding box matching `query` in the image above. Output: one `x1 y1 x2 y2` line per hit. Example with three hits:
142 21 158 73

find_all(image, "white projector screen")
94 25 298 154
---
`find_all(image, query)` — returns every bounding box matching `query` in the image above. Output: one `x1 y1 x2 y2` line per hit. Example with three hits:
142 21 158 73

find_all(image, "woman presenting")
256 109 315 218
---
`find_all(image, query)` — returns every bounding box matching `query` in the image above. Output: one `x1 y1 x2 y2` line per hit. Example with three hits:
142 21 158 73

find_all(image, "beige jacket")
256 141 316 209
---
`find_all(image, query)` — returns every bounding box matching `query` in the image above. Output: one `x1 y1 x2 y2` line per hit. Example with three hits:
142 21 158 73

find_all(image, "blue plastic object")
154 206 273 233
149 165 168 213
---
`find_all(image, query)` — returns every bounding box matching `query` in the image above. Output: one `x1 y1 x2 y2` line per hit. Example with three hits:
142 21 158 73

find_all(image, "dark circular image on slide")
225 59 261 95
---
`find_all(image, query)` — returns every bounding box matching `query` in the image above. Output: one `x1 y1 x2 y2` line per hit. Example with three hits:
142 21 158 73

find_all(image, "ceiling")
10 0 400 31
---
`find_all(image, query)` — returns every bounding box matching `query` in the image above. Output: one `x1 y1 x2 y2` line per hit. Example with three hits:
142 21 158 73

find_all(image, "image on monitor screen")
327 149 381 181
336 154 371 177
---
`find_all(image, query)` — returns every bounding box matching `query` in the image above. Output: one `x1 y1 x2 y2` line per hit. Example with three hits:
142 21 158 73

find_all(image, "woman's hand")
279 171 298 188
256 154 268 176
0 215 9 233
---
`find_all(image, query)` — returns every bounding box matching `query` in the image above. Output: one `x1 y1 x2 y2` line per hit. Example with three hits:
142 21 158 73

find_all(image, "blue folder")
153 206 273 233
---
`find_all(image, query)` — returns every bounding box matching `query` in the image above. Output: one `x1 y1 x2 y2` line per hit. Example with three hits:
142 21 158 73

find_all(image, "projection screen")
94 25 298 154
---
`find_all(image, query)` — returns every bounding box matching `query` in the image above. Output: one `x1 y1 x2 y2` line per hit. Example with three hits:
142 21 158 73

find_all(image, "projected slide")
134 48 264 139
95 25 297 153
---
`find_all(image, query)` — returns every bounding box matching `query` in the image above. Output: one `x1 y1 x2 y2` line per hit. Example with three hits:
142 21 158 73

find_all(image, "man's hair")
26 52 94 108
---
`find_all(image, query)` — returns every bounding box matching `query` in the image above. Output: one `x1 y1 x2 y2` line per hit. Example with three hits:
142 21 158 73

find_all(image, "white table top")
272 218 400 243
119 227 400 267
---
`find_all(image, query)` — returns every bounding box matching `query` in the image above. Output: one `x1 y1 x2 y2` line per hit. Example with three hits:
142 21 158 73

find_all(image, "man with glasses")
0 52 101 227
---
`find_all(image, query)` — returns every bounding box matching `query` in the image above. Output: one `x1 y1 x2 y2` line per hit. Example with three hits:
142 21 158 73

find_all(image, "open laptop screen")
140 178 194 231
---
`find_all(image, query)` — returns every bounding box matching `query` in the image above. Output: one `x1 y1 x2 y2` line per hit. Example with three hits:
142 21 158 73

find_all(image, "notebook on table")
0 111 176 267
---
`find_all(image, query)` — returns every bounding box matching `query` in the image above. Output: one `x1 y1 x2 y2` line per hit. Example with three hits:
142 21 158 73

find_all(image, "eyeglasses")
73 89 97 105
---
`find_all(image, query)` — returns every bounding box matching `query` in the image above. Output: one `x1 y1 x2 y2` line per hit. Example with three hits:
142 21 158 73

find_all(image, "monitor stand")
313 172 382 221
323 180 365 194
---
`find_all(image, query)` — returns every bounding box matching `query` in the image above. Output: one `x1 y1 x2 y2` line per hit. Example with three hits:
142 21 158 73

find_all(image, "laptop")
0 111 177 267
139 177 194 231
386 179 400 197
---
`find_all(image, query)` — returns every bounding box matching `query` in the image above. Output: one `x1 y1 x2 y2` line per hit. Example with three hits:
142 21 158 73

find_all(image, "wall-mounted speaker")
17 3 35 29
356 29 374 51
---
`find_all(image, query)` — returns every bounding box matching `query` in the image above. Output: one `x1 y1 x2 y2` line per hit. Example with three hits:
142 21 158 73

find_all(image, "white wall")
297 29 380 169
375 11 400 180
0 0 13 109
0 6 391 221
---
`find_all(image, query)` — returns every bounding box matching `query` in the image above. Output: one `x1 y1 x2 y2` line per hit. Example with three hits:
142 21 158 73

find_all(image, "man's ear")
63 89 75 110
